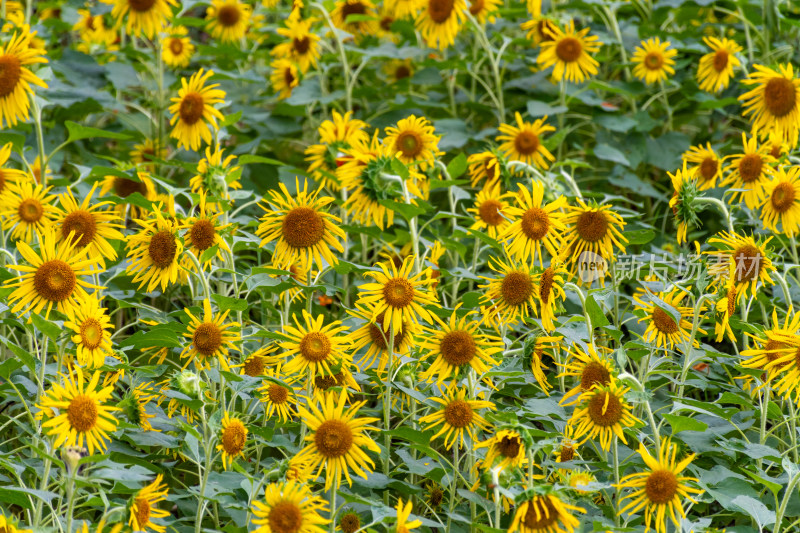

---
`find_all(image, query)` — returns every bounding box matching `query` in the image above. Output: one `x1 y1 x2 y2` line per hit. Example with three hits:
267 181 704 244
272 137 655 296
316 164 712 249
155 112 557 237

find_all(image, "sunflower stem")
694 197 735 235
657 79 673 131
446 444 460 533
774 468 800 533
185 250 211 301
312 2 352 112
195 406 213 533
65 468 77 533
32 97 47 188
382 322 395 505
464 11 505 122
329 486 337 533
612 436 621 527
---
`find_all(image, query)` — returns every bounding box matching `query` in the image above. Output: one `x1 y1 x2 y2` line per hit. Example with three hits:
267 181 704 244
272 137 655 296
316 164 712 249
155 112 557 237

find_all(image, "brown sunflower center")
193 322 223 356
339 513 361 533
520 207 549 240
699 157 718 181
368 316 407 350
0 170 6 193
764 77 797 118
284 66 296 88
440 330 476 366
738 154 763 183
395 65 411 79
113 177 147 198
443 399 473 428
556 37 583 62
67 394 98 432
514 131 540 156
148 230 178 268
497 435 521 458
478 199 504 226
134 499 151 527
396 131 423 158
293 36 310 54
0 54 22 98
771 144 782 159
712 49 728 72
652 306 679 334
282 206 325 249
580 361 610 391
644 52 663 70
268 501 303 533
34 259 76 302
61 210 97 247
539 267 555 304
765 339 790 363
382 277 414 308
771 182 796 213
428 0 454 23
299 331 332 362
468 0 484 15
179 92 205 125
587 390 623 427
190 219 217 251
429 486 444 506
244 355 266 376
315 419 353 457
380 15 394 31
342 1 366 18
267 384 289 404
501 271 533 306
732 244 762 282
559 445 575 462
576 210 608 243
221 420 247 455
645 469 679 505
169 38 184 55
18 198 44 223
725 286 737 317
128 0 157 12
522 499 559 529
79 318 104 350
217 4 242 26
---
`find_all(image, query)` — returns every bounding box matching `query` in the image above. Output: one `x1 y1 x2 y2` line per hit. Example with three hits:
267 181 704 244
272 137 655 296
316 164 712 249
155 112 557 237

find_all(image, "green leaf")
729 495 774 530
31 314 62 342
119 324 183 349
624 229 655 245
526 101 568 117
239 154 285 166
594 143 630 167
584 294 610 328
663 413 708 434
211 294 248 312
378 199 427 220
200 245 220 264
445 153 468 179
65 121 131 143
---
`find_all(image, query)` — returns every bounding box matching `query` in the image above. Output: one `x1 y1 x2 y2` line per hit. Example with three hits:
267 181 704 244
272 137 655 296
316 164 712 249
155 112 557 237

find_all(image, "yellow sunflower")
384 115 442 170
270 58 300 99
162 26 194 69
568 380 639 451
0 25 48 129
168 69 226 152
295 390 380 491
236 345 276 377
740 309 800 379
509 494 585 533
128 474 170 533
0 142 26 195
501 181 567 266
760 326 800 403
280 310 350 378
475 428 526 470
305 110 369 191
54 183 125 265
479 256 538 328
419 384 495 449
696 36 742 93
467 0 501 24
682 142 721 190
125 208 184 293
130 139 167 170
557 343 615 406
251 480 329 533
634 288 706 352
64 295 114 369
99 171 157 219
258 368 298 422
521 16 558 48
395 499 421 533
348 304 417 373
331 0 378 36
0 514 31 533
530 335 560 395
740 63 800 148
217 413 247 469
632 37 677 85
760 165 800 236
706 231 775 297
384 59 414 83
561 199 627 277
111 0 177 39
720 131 776 209
184 191 233 269
618 439 703 533
384 0 425 19
206 0 251 43
0 178 57 242
5 228 102 320
668 163 697 244
537 21 601 83
181 299 241 372
415 0 466 50
466 185 512 239
38 367 119 455
534 260 569 332
190 145 242 204
765 129 791 161
273 14 320 73
467 150 504 189
714 261 741 344
496 112 556 170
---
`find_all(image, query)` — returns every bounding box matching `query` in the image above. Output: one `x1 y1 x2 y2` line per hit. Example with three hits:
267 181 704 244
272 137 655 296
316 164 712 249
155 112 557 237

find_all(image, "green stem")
446 445 460 533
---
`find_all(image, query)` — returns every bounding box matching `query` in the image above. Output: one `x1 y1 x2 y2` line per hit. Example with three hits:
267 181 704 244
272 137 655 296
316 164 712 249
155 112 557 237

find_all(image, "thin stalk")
446 445 460 533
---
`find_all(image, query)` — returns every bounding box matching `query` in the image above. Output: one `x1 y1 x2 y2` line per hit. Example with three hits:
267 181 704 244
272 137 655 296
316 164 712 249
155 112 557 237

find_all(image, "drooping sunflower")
356 256 437 334
479 257 538 328
395 499 421 533
696 36 742 93
348 304 417 373
184 191 233 269
273 15 320 73
206 0 252 43
0 142 26 196
256 179 345 270
554 425 578 463
467 150 504 189
331 0 378 36
668 162 699 244
258 368 298 422
760 166 800 236
216 413 248 469
0 25 48 129
54 183 125 265
125 208 184 293
534 260 569 332
618 439 703 533
415 0 466 50
38 367 119 455
475 428 526 470
181 299 240 372
632 37 677 85
713 260 741 344
529 335 560 395
0 179 57 242
110 0 177 39
467 186 512 239
537 21 601 83
162 26 195 69
168 69 226 152
509 494 585 533
706 231 775 297
418 307 502 384
305 110 369 191
280 311 350 378
740 309 800 379
634 288 706 352
561 199 627 276
64 295 114 369
119 383 157 432
557 343 615 406
251 480 329 533
128 475 170 533
5 228 102 320
501 181 567 266
384 115 442 170
295 390 380 491
190 145 242 203
682 142 721 190
419 385 495 449
740 63 800 148
496 112 556 170
568 380 639 451
720 132 776 209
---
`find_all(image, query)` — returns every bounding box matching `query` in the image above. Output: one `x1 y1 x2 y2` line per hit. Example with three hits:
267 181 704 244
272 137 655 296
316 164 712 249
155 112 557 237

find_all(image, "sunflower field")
4 0 800 532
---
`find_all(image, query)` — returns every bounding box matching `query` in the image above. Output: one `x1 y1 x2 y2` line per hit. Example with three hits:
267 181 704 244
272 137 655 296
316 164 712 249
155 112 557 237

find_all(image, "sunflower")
348 304 417 373
530 335 560 395
415 0 466 50
119 383 157 432
467 150 504 189
99 171 158 219
501 181 567 266
467 0 501 24
206 0 251 43
64 295 114 369
554 425 578 463
714 261 741 344
305 110 369 191
129 475 170 533
270 57 300 99
509 494 584 533
568 380 639 451
521 16 558 47
236 345 277 377
280 311 350 378
184 191 233 269
258 368 298 422
760 166 800 236
125 208 184 293
311 366 361 401
54 183 125 265
0 142 26 196
696 37 742 93
0 178 57 242
682 143 721 191
190 145 242 203
467 186 512 239
273 15 320 73
634 288 706 352
295 390 379 491
618 439 703 533
251 480 329 533
557 343 615 406
384 0 425 19
740 63 800 148
720 132 776 209
765 129 790 161
479 257 538 328
337 511 361 533
0 514 31 533
181 299 240 372
130 139 167 169
419 385 495 449
740 309 800 379
759 326 800 403
5 228 102 320
534 260 569 332
537 21 601 83
561 199 627 273
162 26 194 68
110 0 177 39
168 69 226 152
395 499 421 533
38 367 119 455
475 428 526 470
356 256 437 334
0 25 48 129
496 112 556 170
331 0 378 36
706 231 775 297
384 115 442 170
216 413 248 469
384 58 414 82
668 163 699 244
632 38 677 85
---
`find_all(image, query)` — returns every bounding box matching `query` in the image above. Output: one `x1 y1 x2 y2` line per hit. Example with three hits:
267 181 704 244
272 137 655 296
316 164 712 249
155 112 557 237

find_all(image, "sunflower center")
217 4 242 27
725 286 737 317
771 182 796 213
17 198 44 223
33 260 76 302
380 15 394 31
179 92 206 125
539 267 555 304
645 469 679 505
771 144 782 159
576 210 608 243
128 0 157 12
500 271 533 306
299 331 332 362
732 244 762 282
514 131 540 156
652 307 679 334
738 154 763 183
468 0 484 15
222 421 247 455
268 384 289 404
282 206 325 249
764 77 797 118
712 49 728 72
765 339 790 363
0 54 22 98
497 435 521 458
61 210 97 247
556 37 583 62
340 513 361 533
284 67 296 88
80 318 104 349
169 38 184 55
193 322 223 356
382 277 414 308
699 157 718 181
368 317 407 350
190 219 217 251
587 390 623 427
244 355 266 376
522 499 559 529
428 0 454 23
440 330 476 366
134 499 151 526
443 400 473 428
430 486 444 506
520 207 550 240
113 177 147 197
559 445 575 462
268 501 303 533
0 170 6 193
396 131 423 158
315 373 342 391
341 1 366 18
478 199 504 226
395 65 411 79
644 52 663 70
315 419 353 457
148 230 178 268
293 36 310 54
580 361 610 391
67 394 98 432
